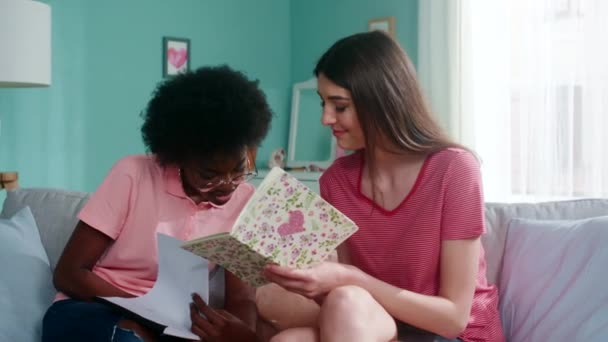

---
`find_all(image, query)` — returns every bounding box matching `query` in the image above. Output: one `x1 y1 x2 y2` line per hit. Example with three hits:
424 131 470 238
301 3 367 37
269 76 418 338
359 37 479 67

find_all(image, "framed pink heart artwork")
162 37 190 77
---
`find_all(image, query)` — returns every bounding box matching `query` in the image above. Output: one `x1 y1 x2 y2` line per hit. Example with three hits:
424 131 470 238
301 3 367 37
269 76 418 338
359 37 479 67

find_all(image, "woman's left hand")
189 293 258 342
263 262 355 299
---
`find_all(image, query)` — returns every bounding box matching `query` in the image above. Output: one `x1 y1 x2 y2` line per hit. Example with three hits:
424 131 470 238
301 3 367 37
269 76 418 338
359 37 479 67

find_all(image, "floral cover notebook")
181 167 359 287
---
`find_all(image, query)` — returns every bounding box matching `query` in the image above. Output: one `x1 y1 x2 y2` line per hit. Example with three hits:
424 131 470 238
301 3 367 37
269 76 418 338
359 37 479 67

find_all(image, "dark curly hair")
141 65 273 166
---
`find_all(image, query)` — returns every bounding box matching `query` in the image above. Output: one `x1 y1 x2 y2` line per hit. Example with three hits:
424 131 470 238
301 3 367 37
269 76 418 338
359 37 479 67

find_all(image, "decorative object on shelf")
268 148 286 169
368 16 396 38
307 164 325 172
0 172 19 190
162 37 190 77
0 0 51 87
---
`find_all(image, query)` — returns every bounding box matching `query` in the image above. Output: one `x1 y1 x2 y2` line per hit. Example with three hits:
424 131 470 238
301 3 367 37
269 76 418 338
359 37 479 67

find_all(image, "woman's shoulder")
95 155 166 191
113 154 157 167
425 147 483 192
320 152 361 183
429 147 480 171
109 154 160 176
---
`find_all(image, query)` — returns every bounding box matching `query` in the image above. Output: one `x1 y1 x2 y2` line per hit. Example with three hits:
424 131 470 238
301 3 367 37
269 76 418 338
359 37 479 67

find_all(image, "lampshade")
0 0 51 87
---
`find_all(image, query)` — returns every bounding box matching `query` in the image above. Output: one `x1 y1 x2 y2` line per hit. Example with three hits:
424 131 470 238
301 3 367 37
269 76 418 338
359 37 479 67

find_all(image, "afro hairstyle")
141 65 273 166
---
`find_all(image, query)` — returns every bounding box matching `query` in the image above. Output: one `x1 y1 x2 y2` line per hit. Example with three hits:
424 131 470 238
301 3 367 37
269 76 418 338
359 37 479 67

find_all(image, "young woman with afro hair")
42 65 273 342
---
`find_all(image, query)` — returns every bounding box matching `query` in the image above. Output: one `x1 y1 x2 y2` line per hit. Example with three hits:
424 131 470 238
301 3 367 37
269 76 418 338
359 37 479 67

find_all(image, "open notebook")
98 234 208 340
182 167 359 287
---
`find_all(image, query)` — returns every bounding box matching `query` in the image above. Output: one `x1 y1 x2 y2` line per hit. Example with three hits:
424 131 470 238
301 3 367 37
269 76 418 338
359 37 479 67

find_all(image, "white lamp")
0 0 51 87
0 0 51 188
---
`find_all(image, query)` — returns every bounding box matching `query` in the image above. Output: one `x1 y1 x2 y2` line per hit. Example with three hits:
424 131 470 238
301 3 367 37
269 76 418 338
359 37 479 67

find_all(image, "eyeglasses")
197 167 258 192
190 157 258 192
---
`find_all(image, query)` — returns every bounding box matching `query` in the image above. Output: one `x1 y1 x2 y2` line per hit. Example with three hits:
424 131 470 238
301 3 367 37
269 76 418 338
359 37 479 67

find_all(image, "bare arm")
348 238 480 339
224 269 258 332
53 220 134 301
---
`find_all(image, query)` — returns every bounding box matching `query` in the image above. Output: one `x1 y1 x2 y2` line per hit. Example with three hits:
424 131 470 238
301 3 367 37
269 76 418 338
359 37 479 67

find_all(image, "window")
469 0 608 201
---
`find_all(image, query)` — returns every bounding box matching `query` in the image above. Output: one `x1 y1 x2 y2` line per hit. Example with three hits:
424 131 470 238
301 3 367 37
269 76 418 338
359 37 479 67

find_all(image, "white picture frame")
368 16 396 38
287 77 336 169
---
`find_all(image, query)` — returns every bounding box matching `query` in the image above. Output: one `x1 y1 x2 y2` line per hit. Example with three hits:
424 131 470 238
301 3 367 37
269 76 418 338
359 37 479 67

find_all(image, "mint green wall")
0 0 418 194
290 0 419 83
81 1 291 191
288 0 419 160
0 0 291 192
0 0 88 194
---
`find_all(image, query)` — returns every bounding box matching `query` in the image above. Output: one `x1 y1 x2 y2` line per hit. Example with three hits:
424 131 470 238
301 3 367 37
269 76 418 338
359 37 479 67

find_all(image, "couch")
2 187 608 342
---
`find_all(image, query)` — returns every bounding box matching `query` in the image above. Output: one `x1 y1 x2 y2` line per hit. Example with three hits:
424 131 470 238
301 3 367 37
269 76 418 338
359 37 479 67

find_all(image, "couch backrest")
0 188 90 270
0 187 228 309
3 187 608 288
483 199 608 285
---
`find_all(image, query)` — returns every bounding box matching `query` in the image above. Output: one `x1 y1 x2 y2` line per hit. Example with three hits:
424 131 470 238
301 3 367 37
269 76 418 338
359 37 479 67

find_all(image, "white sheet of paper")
101 234 209 340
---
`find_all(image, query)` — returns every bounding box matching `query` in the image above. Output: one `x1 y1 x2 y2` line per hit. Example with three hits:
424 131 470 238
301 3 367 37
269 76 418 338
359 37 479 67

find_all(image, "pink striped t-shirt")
319 148 504 342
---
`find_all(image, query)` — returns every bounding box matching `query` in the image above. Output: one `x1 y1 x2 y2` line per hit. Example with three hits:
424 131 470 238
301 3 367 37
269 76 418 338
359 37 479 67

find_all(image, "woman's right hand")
263 261 356 299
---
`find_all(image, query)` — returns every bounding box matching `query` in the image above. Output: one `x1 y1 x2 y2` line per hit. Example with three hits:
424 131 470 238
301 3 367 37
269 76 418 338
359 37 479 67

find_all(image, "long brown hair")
314 31 464 192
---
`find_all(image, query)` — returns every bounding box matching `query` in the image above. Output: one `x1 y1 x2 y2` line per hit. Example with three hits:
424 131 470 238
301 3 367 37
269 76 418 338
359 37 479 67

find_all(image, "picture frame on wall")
368 16 396 38
162 37 190 77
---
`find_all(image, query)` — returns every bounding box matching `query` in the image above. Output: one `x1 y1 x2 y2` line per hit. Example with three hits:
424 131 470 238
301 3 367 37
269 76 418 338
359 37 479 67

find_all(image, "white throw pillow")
500 216 608 342
0 188 90 270
0 207 55 342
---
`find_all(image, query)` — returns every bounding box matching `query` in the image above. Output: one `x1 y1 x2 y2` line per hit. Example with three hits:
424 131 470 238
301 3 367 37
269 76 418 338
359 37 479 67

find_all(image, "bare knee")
269 331 292 342
269 332 289 342
320 286 397 341
322 285 373 314
320 286 374 328
270 327 318 342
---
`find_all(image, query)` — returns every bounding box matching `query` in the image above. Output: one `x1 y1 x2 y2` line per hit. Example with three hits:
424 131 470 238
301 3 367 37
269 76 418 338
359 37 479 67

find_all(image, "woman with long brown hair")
265 31 504 342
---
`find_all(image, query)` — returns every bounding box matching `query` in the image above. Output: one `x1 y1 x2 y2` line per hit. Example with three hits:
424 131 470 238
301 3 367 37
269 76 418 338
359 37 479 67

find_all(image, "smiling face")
180 149 255 205
317 73 366 151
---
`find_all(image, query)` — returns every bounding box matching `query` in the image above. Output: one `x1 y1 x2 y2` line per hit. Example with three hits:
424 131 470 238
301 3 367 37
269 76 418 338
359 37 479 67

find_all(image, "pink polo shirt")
57 154 254 299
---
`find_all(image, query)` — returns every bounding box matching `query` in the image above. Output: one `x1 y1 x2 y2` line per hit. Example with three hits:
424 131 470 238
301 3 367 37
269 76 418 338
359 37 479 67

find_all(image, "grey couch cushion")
0 188 89 271
483 199 608 286
0 207 55 342
0 187 227 308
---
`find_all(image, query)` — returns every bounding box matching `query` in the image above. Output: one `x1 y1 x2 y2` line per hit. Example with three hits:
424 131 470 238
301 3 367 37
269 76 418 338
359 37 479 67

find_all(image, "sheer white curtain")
418 0 474 146
419 0 608 202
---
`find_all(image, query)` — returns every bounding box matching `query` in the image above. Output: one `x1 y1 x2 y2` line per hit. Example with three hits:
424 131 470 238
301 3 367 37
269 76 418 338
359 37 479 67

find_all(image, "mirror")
287 78 336 169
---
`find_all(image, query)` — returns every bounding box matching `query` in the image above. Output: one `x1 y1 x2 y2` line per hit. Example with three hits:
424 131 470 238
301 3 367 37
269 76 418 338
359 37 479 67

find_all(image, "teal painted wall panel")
289 0 419 161
290 0 419 83
0 0 88 192
0 0 291 192
0 0 417 194
82 0 292 190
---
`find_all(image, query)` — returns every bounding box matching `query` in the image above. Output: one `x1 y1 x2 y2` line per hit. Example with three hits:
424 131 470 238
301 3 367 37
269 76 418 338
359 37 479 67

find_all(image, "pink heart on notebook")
168 47 187 69
278 210 305 237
